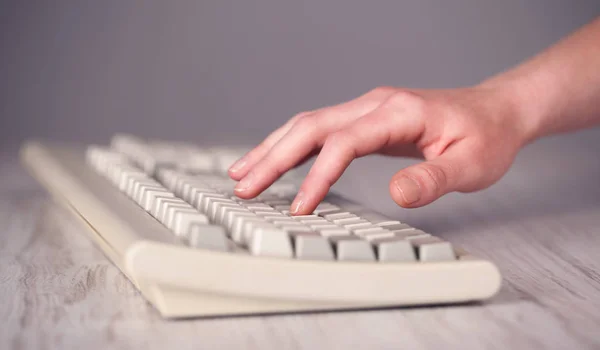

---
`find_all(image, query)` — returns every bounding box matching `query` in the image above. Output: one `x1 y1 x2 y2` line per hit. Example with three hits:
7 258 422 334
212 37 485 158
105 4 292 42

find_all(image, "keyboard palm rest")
19 135 501 318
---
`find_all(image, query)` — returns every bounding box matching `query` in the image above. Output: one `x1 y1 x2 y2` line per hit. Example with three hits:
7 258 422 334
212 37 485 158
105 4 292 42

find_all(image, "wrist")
477 74 548 146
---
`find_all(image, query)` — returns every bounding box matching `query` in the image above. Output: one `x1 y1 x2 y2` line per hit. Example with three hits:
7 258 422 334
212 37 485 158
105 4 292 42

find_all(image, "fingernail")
394 176 421 205
291 192 305 214
235 172 255 192
229 156 247 173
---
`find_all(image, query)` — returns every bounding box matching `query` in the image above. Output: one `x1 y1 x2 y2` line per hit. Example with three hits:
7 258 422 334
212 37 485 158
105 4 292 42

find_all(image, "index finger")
227 87 397 180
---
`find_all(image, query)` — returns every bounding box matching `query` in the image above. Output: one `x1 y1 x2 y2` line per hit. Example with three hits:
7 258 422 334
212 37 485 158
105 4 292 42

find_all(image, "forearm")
482 16 600 142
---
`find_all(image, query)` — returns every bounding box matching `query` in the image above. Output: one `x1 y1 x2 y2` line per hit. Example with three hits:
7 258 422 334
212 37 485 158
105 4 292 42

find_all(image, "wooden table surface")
2 131 600 350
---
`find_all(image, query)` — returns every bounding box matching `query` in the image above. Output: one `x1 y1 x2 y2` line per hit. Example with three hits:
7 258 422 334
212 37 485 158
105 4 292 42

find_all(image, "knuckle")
294 113 317 129
270 165 286 178
369 86 397 97
292 111 312 122
260 157 285 179
419 163 450 194
384 90 426 113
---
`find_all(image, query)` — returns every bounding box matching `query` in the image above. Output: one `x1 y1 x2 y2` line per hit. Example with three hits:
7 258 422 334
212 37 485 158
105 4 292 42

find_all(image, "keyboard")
19 134 501 318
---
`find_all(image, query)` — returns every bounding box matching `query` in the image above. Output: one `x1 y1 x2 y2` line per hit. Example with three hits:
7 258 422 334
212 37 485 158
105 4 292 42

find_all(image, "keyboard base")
143 283 363 318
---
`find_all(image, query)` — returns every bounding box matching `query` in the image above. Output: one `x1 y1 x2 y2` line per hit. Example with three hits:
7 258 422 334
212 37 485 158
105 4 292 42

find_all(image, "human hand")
228 17 600 215
227 85 531 215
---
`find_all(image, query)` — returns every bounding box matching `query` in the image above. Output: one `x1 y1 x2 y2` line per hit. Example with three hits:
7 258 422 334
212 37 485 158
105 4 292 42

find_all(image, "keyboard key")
263 199 291 206
235 198 262 205
142 194 174 215
189 190 220 209
371 238 417 262
172 210 210 236
199 195 229 214
208 201 239 222
298 218 329 225
132 186 166 206
362 231 396 241
343 221 373 231
186 224 229 251
373 220 405 227
242 220 279 243
257 210 285 218
291 214 319 221
230 216 264 244
330 236 376 261
359 212 399 225
309 224 339 231
313 203 340 215
280 225 314 234
410 237 456 262
86 145 130 171
334 217 366 226
324 212 355 221
396 229 430 240
379 222 413 231
118 172 147 192
164 204 196 228
330 214 360 223
151 197 181 219
319 228 352 237
353 227 390 237
131 180 160 201
224 211 257 233
292 232 334 261
256 193 283 201
253 210 280 218
272 204 291 211
155 168 178 189
216 206 250 226
248 226 293 258
140 187 173 210
271 217 302 226
245 203 273 211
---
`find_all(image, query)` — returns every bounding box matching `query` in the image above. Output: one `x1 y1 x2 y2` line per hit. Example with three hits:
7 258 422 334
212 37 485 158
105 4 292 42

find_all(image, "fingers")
227 111 312 180
232 113 340 198
228 87 397 181
388 149 467 208
289 92 426 215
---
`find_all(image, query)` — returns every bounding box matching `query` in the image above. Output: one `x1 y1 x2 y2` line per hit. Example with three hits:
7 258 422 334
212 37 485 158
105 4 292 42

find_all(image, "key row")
87 148 231 251
152 168 457 262
110 133 297 181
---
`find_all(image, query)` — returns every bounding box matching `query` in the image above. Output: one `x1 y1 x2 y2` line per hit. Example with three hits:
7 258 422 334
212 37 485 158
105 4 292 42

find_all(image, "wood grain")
2 132 600 350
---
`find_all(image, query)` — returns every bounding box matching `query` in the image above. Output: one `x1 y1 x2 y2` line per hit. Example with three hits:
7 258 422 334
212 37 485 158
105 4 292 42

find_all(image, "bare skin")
228 17 600 215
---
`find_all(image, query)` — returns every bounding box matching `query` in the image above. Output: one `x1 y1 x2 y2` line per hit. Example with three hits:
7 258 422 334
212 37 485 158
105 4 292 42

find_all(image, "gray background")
1 0 600 219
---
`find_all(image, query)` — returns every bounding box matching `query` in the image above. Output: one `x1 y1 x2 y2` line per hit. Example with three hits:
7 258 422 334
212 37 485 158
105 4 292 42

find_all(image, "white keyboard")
20 134 501 318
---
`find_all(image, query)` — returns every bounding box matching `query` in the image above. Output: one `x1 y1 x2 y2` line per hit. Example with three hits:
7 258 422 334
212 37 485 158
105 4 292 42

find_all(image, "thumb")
389 153 465 208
